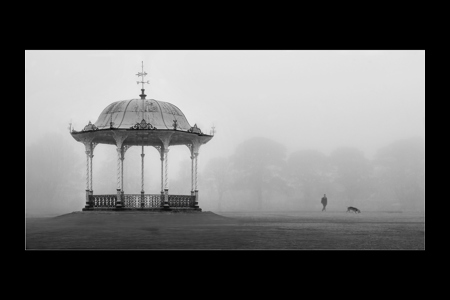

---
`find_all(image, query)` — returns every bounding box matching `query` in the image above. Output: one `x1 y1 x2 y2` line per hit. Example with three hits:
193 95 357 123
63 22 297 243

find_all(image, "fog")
25 50 425 215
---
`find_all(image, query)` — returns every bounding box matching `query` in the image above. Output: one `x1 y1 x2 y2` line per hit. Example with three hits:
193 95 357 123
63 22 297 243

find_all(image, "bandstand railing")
90 194 117 208
123 194 162 208
88 193 195 209
168 195 195 208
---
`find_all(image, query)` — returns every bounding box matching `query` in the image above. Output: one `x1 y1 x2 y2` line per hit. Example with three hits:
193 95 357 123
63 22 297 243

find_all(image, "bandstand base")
82 207 202 212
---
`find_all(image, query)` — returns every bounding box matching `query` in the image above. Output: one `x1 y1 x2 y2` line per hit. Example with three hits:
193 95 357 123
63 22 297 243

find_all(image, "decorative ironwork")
136 61 149 99
89 194 194 209
123 194 140 208
130 119 156 130
90 194 117 208
123 194 162 208
172 119 178 130
153 146 162 155
168 195 195 207
136 61 149 90
122 145 132 157
113 131 128 149
188 124 202 134
83 121 98 131
143 194 162 208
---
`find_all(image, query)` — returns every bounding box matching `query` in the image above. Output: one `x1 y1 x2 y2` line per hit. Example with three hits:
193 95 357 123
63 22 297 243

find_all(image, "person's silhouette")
321 194 327 211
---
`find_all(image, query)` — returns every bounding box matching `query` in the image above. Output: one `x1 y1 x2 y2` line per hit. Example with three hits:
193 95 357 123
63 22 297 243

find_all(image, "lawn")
25 210 425 250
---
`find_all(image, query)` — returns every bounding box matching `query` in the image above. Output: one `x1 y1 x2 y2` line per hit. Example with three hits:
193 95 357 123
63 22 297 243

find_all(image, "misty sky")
25 50 425 170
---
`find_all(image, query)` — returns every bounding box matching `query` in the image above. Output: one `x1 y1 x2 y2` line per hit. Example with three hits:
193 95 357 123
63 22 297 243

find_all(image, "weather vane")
136 61 149 99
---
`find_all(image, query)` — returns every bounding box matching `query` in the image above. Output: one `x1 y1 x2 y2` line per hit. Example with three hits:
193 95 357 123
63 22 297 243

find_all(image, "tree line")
25 132 424 215
202 136 425 212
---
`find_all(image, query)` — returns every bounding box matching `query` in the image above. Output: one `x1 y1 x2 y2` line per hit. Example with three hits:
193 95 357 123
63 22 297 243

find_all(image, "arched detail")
158 132 174 150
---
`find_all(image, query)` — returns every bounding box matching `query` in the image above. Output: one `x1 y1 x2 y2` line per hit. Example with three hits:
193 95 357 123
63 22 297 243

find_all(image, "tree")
287 149 330 209
26 131 85 215
373 137 425 211
329 147 374 207
231 137 287 211
203 156 232 211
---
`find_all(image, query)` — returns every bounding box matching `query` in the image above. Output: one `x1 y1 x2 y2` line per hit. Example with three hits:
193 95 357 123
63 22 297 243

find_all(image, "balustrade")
142 194 163 208
168 195 195 208
123 194 163 208
88 194 195 209
90 194 117 208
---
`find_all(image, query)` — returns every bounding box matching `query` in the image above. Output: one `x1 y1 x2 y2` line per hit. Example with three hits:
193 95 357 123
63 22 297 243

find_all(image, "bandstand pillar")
141 146 145 208
85 146 91 209
89 143 98 196
120 149 125 206
159 148 164 207
119 145 131 207
194 153 200 209
82 140 94 209
189 140 201 210
163 148 170 210
113 133 128 209
116 146 123 208
157 133 173 210
190 154 195 197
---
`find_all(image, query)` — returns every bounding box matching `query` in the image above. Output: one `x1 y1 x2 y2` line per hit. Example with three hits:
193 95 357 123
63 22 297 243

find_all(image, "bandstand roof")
95 99 191 131
70 98 213 148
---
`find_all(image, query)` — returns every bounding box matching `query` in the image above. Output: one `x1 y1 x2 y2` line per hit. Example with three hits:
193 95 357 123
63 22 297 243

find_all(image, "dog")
347 206 361 213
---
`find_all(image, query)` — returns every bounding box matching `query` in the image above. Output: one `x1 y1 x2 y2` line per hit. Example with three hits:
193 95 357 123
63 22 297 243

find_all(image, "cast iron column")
141 146 145 208
160 148 164 207
163 148 170 210
116 146 123 208
190 155 195 196
194 153 199 209
85 147 91 209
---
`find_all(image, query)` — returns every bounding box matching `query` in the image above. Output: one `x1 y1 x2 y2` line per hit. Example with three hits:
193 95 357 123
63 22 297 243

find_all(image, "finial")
136 61 149 99
172 119 178 130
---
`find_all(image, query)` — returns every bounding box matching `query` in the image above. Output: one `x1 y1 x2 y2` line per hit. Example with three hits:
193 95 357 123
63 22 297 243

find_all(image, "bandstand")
70 62 213 211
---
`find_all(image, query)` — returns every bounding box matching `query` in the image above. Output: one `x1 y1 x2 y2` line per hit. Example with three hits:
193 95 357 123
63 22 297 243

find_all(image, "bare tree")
373 137 425 211
287 149 331 209
231 137 287 211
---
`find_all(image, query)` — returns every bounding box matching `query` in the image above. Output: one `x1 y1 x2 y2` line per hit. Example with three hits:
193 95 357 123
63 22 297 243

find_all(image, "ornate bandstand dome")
72 96 209 146
94 98 191 131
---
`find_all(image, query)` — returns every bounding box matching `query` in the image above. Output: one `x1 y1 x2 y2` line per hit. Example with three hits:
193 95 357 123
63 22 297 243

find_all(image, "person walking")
321 194 327 211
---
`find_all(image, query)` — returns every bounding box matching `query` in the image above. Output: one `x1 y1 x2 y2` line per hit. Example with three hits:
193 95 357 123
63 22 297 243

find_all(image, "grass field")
25 210 425 250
